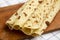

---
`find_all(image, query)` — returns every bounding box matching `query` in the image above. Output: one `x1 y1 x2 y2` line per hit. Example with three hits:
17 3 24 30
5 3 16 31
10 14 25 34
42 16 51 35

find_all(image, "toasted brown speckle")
46 14 48 18
18 16 20 19
40 18 41 20
38 1 43 3
46 3 49 5
54 0 57 2
45 21 50 26
32 1 34 3
44 10 46 12
28 25 31 27
52 6 54 9
32 16 35 18
28 19 30 21
29 4 31 6
35 20 38 23
23 12 27 16
39 13 41 15
42 29 45 31
34 8 37 10
19 27 22 29
29 7 31 9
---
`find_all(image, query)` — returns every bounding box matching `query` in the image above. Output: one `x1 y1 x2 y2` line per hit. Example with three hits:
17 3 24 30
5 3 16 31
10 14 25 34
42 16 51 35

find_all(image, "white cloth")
0 0 60 40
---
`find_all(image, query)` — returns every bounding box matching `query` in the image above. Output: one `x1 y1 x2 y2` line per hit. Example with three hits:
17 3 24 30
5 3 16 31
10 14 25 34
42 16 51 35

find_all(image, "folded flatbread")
6 0 40 30
6 0 60 36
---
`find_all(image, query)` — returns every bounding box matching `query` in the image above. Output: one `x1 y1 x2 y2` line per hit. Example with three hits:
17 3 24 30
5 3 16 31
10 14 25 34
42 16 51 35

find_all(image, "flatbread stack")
6 0 40 30
6 0 60 36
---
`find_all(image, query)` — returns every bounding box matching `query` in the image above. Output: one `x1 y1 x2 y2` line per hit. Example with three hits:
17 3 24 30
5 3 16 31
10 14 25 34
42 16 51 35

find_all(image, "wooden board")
0 3 60 40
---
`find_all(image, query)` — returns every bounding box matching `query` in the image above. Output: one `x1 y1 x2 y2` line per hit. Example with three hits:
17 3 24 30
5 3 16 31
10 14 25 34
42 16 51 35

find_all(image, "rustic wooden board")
0 3 60 40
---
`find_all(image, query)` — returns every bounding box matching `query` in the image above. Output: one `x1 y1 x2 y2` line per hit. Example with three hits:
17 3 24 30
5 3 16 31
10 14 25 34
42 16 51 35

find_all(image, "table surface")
0 0 60 40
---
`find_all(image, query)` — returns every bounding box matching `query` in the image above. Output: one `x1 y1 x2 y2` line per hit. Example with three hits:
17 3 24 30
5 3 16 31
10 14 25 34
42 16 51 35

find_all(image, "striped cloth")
0 0 60 40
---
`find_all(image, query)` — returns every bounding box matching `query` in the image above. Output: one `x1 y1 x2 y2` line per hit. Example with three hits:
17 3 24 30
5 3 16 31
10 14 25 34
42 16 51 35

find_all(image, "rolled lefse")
19 0 47 35
6 0 40 30
21 0 60 36
6 0 30 29
13 0 41 30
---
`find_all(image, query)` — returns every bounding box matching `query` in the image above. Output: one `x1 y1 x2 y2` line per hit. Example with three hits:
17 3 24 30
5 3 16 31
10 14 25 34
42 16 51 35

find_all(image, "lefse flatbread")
21 0 60 36
6 0 40 30
34 0 60 36
6 0 60 36
13 0 41 30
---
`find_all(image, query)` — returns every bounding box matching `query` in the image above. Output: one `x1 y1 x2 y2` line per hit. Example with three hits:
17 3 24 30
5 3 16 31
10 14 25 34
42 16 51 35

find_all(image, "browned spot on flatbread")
42 29 45 31
23 12 27 16
32 16 35 18
34 8 37 10
32 1 34 3
40 18 41 20
44 10 46 12
18 16 21 19
39 13 41 15
29 7 31 9
52 6 54 11
46 14 48 18
38 1 43 3
35 20 38 23
52 6 54 9
54 0 57 2
45 21 50 26
28 25 31 27
46 3 49 5
29 4 31 6
28 19 30 21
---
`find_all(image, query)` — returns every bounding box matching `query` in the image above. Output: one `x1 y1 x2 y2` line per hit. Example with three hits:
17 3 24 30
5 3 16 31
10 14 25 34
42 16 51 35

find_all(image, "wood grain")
0 3 60 40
